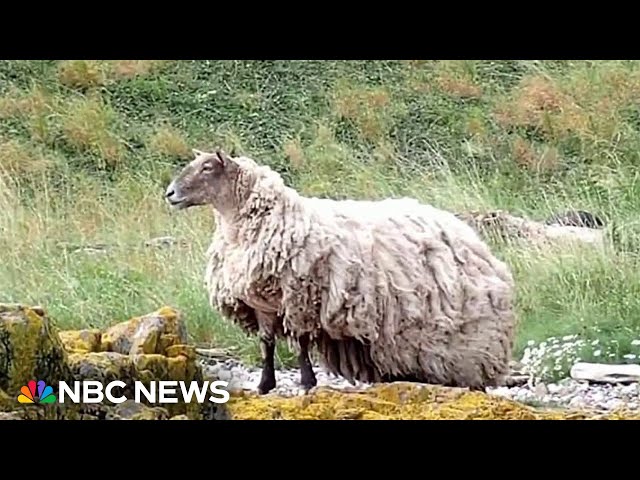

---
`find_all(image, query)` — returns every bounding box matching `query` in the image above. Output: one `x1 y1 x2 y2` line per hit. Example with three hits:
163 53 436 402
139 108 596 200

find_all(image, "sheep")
165 148 518 394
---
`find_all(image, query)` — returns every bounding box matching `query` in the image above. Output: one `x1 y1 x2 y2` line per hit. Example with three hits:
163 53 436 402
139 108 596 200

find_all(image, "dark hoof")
257 378 276 395
300 374 317 393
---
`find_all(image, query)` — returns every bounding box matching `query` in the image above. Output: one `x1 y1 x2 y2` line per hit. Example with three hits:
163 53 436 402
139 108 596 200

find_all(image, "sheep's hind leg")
298 333 317 392
257 335 276 394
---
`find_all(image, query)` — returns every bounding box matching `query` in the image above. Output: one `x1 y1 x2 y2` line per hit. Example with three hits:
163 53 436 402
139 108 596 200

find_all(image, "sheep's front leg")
298 333 317 392
257 336 276 394
255 311 277 395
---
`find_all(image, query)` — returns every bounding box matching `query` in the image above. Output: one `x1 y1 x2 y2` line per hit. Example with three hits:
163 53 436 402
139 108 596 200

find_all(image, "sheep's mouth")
167 198 188 209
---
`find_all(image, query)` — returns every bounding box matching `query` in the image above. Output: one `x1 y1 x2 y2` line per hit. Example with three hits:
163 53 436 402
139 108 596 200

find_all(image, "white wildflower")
594 349 602 357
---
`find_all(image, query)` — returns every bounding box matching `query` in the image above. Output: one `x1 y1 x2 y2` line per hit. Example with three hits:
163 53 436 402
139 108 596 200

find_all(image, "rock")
547 383 564 395
195 347 236 360
170 414 190 420
570 362 640 384
545 210 605 229
0 303 72 410
58 329 102 353
144 236 186 248
456 210 606 250
217 369 232 382
166 344 197 360
0 302 213 419
504 375 529 387
100 306 187 356
0 411 23 420
220 382 640 420
620 384 639 397
108 400 170 420
67 352 134 384
534 383 548 397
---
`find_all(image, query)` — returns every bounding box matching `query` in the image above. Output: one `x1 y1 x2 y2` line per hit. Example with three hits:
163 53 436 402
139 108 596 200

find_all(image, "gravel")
199 356 640 411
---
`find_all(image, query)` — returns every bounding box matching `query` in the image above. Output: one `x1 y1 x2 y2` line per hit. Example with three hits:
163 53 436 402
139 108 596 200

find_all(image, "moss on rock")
67 351 134 384
0 303 72 404
100 306 187 355
58 329 102 353
222 382 640 420
0 303 211 419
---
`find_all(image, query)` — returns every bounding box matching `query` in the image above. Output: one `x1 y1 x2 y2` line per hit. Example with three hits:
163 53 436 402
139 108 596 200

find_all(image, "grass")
2 60 640 377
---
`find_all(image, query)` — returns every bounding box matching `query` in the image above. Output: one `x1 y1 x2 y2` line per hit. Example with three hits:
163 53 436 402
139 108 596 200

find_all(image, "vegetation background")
2 60 640 380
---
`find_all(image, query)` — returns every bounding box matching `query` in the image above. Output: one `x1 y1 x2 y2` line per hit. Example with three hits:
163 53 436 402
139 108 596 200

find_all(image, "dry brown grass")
436 75 483 99
0 138 54 177
433 63 483 99
282 137 305 169
57 60 107 90
510 136 560 172
57 60 170 90
0 85 58 144
405 61 483 99
61 95 125 167
107 60 169 80
493 75 589 141
561 65 640 141
147 125 191 159
0 84 54 120
332 81 393 142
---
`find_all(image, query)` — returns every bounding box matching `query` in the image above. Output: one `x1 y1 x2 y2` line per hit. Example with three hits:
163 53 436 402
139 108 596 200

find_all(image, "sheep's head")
165 148 240 213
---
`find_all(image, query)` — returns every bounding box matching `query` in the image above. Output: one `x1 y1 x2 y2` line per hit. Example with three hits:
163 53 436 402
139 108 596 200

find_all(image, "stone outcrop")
456 210 606 250
0 303 72 412
0 303 213 420
570 362 640 384
219 382 640 420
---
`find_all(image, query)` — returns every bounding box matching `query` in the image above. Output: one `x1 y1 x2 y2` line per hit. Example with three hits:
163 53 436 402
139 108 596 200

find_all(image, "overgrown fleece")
1 60 640 376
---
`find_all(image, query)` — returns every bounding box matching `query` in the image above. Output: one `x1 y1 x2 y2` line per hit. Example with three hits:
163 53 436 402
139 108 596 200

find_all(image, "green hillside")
2 60 640 379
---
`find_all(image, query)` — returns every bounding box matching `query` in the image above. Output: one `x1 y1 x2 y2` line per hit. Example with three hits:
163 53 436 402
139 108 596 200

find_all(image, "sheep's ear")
192 148 206 157
215 148 229 166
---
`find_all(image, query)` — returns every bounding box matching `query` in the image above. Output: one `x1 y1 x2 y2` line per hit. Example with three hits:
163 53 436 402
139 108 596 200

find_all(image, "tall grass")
2 60 640 376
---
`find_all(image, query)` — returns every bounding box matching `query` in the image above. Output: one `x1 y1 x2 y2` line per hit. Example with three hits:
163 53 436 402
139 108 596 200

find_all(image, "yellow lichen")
100 306 186 355
223 382 640 420
58 329 102 353
131 353 169 381
0 303 71 402
165 344 196 360
158 334 181 354
167 356 187 381
66 352 133 382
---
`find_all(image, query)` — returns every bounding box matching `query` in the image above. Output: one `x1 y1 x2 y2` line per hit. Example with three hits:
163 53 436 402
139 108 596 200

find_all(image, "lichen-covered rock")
67 352 134 384
220 382 640 420
58 329 102 353
107 400 170 420
0 302 211 419
0 303 71 407
0 412 22 420
100 306 187 355
66 349 204 418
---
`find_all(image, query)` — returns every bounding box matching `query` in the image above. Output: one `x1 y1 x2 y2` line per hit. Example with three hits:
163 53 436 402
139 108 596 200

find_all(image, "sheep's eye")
201 162 214 172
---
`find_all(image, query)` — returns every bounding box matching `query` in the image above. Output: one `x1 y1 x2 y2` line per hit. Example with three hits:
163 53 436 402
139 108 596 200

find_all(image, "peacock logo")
17 380 57 404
